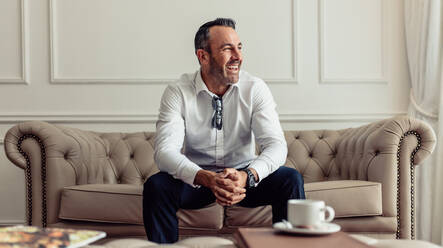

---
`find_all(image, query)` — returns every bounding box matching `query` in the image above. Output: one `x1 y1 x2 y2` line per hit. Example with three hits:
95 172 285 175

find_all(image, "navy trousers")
143 166 305 243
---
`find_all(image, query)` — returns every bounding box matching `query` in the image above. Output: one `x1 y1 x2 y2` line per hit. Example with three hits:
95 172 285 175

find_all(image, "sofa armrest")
4 121 104 227
335 115 436 239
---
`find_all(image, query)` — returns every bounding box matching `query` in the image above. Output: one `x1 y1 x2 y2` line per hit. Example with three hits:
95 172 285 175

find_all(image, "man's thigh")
145 171 216 210
180 182 216 209
238 166 304 208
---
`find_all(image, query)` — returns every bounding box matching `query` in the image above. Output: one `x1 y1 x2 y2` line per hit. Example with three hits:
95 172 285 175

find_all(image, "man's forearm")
155 148 202 186
193 169 217 188
249 142 287 183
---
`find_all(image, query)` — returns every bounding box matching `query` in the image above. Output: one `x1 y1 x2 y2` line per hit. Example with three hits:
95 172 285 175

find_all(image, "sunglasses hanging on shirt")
212 96 223 130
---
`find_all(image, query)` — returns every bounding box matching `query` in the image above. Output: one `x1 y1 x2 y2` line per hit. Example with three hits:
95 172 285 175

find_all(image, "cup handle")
323 206 335 222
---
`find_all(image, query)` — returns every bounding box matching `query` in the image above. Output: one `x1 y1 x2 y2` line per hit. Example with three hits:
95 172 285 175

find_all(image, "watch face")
249 176 255 187
247 169 255 187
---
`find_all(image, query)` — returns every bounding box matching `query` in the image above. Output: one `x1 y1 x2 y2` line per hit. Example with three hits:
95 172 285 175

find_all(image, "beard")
208 55 240 85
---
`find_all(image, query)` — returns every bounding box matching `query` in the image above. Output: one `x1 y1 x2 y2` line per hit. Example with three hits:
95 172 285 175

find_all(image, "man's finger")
220 185 246 194
218 170 228 178
216 199 230 206
223 193 246 206
214 190 232 204
215 177 242 191
215 177 231 186
232 186 246 194
218 168 238 178
216 182 234 192
223 184 246 194
213 186 234 200
216 191 246 206
215 180 246 194
230 193 246 204
227 172 239 181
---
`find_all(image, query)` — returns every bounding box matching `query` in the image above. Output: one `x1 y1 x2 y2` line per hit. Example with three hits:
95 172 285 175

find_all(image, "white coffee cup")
287 199 335 227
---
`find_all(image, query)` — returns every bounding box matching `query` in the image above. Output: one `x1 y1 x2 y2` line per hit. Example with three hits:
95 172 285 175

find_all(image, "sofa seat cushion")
59 184 224 230
305 180 382 218
225 205 272 228
225 180 382 227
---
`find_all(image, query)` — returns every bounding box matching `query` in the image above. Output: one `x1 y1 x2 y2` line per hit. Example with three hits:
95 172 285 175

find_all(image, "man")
143 18 305 243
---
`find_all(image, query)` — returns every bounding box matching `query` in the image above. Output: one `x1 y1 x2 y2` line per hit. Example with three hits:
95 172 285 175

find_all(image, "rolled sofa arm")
4 121 105 227
334 115 436 239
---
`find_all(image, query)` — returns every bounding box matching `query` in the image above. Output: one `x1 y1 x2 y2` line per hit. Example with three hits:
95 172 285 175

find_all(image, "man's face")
205 26 243 85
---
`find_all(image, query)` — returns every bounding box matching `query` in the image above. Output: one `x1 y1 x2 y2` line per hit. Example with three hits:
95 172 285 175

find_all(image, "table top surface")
234 227 373 248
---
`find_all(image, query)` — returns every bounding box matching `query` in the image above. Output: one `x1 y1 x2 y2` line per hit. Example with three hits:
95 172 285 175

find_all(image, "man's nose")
232 48 242 61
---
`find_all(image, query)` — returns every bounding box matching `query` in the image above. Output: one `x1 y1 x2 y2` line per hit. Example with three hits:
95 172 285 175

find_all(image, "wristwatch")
243 168 257 189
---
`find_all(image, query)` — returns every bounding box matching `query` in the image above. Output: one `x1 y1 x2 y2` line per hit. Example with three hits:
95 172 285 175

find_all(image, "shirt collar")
194 70 240 97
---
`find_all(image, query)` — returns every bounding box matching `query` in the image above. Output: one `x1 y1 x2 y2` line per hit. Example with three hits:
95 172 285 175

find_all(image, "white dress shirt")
154 70 287 186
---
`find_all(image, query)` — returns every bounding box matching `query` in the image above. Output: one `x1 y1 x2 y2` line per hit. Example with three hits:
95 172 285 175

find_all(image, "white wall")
0 0 410 224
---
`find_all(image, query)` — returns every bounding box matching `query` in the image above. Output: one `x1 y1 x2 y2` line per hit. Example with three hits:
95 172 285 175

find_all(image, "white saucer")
273 222 341 235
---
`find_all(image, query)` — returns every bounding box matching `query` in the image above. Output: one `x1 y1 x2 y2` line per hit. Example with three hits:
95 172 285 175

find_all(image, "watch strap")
243 168 257 188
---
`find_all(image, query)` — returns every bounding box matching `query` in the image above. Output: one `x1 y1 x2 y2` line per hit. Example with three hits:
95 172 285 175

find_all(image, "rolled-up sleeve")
249 81 287 182
154 85 201 186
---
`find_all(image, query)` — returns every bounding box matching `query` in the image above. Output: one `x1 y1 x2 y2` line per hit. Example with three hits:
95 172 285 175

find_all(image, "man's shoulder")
239 71 266 88
238 71 270 96
175 72 197 87
164 71 197 94
238 71 274 105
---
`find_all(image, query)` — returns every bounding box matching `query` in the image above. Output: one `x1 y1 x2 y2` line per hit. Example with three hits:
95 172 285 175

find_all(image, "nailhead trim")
397 131 420 239
17 134 47 227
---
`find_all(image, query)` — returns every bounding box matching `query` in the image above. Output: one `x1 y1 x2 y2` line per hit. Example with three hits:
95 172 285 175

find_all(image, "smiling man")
143 18 306 243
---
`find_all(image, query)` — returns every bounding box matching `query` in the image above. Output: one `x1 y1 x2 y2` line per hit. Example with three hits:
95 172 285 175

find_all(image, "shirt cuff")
180 163 202 188
248 159 269 183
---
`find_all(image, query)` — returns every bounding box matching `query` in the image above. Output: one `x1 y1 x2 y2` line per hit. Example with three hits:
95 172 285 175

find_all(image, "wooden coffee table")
234 228 374 248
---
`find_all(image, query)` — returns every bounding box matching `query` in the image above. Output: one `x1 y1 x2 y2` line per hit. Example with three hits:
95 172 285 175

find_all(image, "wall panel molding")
279 112 405 122
0 112 405 125
49 0 298 85
0 113 158 124
0 0 28 85
266 0 298 84
318 0 388 84
48 0 176 84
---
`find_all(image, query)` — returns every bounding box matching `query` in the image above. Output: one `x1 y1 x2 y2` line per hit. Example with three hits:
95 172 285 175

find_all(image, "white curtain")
404 0 443 244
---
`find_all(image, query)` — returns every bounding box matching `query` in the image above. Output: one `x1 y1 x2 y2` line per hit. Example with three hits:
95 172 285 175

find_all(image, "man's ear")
196 49 209 65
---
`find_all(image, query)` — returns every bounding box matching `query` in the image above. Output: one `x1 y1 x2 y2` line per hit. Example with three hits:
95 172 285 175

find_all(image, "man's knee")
276 166 304 184
281 167 305 199
143 172 173 196
289 167 304 185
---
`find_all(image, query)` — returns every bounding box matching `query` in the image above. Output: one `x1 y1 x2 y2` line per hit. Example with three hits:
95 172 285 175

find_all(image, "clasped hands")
194 168 248 206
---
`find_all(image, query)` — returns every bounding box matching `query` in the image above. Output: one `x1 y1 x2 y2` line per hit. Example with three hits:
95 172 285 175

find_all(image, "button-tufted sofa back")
284 130 342 183
80 130 351 185
92 126 391 185
9 120 395 186
82 132 159 185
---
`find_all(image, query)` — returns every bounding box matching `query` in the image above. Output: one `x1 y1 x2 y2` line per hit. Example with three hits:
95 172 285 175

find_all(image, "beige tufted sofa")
4 116 436 241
